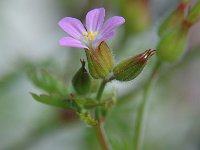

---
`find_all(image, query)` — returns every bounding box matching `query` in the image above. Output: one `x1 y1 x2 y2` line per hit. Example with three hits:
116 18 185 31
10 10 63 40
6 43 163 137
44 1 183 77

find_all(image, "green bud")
85 42 114 79
113 49 156 81
157 26 188 62
72 60 91 95
187 1 200 24
158 1 189 37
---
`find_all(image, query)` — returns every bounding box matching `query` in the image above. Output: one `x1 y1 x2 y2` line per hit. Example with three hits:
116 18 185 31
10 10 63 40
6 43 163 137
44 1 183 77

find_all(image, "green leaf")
31 93 71 109
28 70 68 96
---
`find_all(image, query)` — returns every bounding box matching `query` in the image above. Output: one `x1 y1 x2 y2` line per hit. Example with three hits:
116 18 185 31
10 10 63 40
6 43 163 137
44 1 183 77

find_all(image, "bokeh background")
0 0 200 150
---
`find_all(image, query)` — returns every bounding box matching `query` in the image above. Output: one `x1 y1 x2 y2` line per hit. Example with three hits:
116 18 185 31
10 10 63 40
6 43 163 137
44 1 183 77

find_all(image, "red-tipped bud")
113 49 156 81
158 0 190 37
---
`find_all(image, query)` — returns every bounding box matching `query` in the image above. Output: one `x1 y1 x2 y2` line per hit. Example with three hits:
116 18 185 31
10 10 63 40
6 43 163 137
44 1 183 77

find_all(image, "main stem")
96 79 108 100
95 79 111 150
133 60 161 150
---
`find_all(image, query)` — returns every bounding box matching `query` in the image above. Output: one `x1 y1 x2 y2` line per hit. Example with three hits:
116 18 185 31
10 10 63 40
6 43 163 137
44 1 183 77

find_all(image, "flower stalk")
94 78 111 150
95 120 111 150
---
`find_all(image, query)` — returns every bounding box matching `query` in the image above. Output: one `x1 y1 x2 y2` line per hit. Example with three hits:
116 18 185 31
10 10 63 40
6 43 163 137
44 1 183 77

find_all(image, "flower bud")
85 42 114 79
186 1 200 24
72 60 91 95
158 1 189 37
157 26 188 62
113 49 155 81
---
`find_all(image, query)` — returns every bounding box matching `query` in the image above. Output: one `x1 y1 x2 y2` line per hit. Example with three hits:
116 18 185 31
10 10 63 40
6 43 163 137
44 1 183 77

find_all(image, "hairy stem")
96 79 108 100
95 120 111 150
94 78 111 150
133 60 161 150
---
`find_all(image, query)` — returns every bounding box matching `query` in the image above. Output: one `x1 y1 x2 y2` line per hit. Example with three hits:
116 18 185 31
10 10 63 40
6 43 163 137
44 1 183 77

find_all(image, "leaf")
31 93 71 109
28 70 68 96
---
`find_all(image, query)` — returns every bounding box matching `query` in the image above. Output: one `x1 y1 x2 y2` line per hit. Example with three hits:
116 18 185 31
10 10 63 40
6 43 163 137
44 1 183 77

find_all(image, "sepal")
187 1 200 24
85 42 114 79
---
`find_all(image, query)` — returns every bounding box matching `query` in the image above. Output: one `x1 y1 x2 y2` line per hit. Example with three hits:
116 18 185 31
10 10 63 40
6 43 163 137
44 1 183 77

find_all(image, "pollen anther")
83 31 97 42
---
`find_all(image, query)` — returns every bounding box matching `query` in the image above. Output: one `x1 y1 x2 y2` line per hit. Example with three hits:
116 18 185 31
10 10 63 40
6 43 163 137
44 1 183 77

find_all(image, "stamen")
83 31 97 42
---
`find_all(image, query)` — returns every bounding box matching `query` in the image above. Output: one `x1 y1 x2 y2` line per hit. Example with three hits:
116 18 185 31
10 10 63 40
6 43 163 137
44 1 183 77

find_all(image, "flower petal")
59 37 88 49
58 17 86 39
93 32 114 48
100 16 125 35
86 8 105 32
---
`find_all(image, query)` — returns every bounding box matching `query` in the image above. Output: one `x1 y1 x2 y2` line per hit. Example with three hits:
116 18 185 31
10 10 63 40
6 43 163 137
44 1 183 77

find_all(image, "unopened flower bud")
72 60 91 95
85 42 114 79
186 1 200 24
158 0 189 37
157 26 188 62
113 49 156 81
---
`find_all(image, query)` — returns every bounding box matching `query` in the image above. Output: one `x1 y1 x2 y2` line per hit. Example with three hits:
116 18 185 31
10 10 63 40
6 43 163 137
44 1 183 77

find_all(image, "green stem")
96 79 108 100
133 60 161 150
94 78 111 150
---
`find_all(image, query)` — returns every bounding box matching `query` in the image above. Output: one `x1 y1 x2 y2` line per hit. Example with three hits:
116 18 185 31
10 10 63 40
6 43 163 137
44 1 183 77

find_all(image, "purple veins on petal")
58 17 86 40
100 16 125 35
58 7 125 49
59 37 88 49
93 31 114 48
86 8 105 32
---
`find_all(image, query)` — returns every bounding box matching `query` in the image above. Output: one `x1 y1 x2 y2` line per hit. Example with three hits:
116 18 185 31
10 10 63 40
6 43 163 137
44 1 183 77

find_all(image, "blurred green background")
0 0 200 150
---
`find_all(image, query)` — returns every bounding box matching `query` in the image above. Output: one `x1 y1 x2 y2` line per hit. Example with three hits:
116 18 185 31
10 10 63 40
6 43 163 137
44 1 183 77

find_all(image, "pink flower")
58 8 125 50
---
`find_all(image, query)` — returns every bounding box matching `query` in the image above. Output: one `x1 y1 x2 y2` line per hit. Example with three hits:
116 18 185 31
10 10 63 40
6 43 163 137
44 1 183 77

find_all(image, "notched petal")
93 32 114 48
59 37 88 49
86 8 105 32
58 17 86 39
100 16 125 35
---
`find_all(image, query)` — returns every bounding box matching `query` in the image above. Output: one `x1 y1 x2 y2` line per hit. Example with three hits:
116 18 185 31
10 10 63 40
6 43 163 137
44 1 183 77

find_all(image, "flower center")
83 31 97 42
